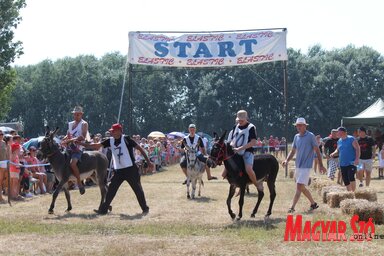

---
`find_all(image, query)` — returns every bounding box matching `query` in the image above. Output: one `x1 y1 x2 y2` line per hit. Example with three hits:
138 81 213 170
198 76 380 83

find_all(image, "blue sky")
13 0 384 66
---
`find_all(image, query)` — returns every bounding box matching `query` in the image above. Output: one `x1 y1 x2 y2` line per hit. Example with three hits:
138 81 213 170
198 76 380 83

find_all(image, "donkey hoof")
187 195 191 199
230 213 236 219
108 206 112 212
236 217 242 221
48 209 54 214
65 208 72 213
250 214 255 218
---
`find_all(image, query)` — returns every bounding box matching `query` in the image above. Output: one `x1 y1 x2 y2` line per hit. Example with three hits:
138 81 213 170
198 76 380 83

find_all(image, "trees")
10 46 384 138
0 0 26 119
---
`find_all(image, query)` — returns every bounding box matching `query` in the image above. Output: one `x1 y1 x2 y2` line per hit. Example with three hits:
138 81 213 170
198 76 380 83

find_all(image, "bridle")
209 140 234 166
40 136 59 158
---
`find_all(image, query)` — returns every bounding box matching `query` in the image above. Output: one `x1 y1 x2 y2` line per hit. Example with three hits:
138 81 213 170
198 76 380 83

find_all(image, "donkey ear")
213 132 219 141
52 127 60 136
219 130 227 142
45 126 50 137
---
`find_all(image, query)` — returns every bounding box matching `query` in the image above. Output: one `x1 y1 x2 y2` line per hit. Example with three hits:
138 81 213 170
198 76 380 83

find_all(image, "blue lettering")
174 42 192 58
154 42 169 57
239 39 257 55
193 43 213 58
218 41 236 57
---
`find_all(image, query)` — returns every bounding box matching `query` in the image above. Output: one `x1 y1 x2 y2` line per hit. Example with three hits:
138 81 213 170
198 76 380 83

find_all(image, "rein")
211 141 235 165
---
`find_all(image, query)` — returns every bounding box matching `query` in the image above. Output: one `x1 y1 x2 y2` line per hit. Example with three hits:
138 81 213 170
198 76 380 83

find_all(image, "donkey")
184 145 205 199
40 128 108 214
209 131 279 220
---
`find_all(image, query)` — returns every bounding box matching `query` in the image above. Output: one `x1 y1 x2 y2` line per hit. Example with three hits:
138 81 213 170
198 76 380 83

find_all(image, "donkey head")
209 130 227 167
185 145 198 169
40 127 60 157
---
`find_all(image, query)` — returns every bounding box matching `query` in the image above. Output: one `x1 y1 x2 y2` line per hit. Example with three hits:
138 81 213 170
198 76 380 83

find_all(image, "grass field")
1 159 384 256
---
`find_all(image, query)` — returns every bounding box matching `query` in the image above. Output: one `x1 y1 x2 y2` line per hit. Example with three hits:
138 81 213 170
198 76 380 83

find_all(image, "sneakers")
24 192 33 198
310 202 319 211
208 176 218 180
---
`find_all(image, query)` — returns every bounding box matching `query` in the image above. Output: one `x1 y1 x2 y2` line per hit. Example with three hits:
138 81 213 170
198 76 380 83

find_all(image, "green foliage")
8 46 384 138
0 0 26 119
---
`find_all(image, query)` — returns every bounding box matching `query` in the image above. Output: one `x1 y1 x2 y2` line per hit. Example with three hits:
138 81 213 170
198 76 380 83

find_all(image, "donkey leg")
237 186 246 221
48 180 66 214
63 187 72 212
227 185 236 219
98 182 108 211
187 178 191 199
251 190 264 218
191 179 196 199
265 181 277 217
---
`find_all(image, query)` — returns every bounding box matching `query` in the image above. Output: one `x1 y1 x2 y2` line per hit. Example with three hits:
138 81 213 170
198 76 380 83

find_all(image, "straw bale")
327 191 355 208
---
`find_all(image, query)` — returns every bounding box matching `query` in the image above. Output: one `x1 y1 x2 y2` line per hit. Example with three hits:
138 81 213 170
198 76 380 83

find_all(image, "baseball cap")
337 126 347 132
109 123 123 132
189 124 196 129
236 110 248 121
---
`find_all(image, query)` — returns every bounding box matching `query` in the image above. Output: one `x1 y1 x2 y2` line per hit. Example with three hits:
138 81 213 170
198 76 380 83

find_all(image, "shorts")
295 168 311 185
243 151 254 166
359 159 373 172
327 158 339 179
340 165 356 186
70 152 82 160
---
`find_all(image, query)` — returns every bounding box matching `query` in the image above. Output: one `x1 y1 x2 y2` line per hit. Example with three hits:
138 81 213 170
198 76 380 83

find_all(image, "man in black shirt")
323 129 341 183
79 123 153 215
357 127 376 187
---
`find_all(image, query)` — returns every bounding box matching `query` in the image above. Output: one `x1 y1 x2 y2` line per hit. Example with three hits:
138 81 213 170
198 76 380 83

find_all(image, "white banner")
128 30 288 67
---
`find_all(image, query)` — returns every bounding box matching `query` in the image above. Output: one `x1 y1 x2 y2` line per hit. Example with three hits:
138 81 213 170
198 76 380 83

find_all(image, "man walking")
283 117 325 213
330 127 360 192
356 127 375 187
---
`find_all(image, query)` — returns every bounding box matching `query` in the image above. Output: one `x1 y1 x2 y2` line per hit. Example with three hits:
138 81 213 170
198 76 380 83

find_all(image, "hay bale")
354 187 377 202
311 177 336 195
340 199 384 224
321 185 346 203
327 191 355 208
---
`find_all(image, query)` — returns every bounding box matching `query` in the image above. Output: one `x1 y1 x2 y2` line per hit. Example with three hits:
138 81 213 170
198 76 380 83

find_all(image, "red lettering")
321 221 331 241
311 221 321 241
338 221 347 241
284 215 303 241
302 221 312 241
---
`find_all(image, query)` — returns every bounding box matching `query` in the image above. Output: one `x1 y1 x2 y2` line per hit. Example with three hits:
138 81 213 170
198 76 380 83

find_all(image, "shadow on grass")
190 196 217 203
46 211 99 220
225 217 285 230
119 213 147 220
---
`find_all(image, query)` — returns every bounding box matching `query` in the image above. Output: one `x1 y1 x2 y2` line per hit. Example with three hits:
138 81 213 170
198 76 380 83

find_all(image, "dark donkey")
210 131 279 220
40 128 108 214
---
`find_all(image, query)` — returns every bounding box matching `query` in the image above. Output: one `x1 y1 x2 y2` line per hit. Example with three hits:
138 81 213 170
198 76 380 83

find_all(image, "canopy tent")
341 98 384 128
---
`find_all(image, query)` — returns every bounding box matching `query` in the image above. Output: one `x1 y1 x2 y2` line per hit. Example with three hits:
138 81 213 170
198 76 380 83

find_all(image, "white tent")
342 98 384 128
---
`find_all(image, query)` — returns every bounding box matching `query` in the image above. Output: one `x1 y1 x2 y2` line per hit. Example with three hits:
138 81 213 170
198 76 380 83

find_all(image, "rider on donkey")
61 106 89 195
222 110 259 189
180 123 217 184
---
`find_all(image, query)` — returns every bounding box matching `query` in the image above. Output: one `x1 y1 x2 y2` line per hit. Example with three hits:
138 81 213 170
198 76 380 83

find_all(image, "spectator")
356 127 376 187
10 143 23 200
379 144 384 179
282 118 325 213
25 146 47 194
323 129 341 183
0 131 9 203
330 127 360 192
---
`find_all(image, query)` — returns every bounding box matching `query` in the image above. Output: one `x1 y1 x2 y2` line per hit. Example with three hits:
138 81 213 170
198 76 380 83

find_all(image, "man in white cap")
62 106 89 195
224 110 258 188
283 117 326 213
180 123 217 184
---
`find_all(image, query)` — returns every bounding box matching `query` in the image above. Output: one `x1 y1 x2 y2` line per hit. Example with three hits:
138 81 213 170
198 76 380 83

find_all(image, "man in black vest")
79 123 153 215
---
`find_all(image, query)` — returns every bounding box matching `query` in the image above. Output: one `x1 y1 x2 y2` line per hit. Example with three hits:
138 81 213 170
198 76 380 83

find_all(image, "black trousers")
100 165 148 212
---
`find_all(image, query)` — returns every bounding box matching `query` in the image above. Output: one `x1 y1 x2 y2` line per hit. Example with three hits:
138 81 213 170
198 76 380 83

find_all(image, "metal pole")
7 161 11 206
128 64 133 134
283 60 289 178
